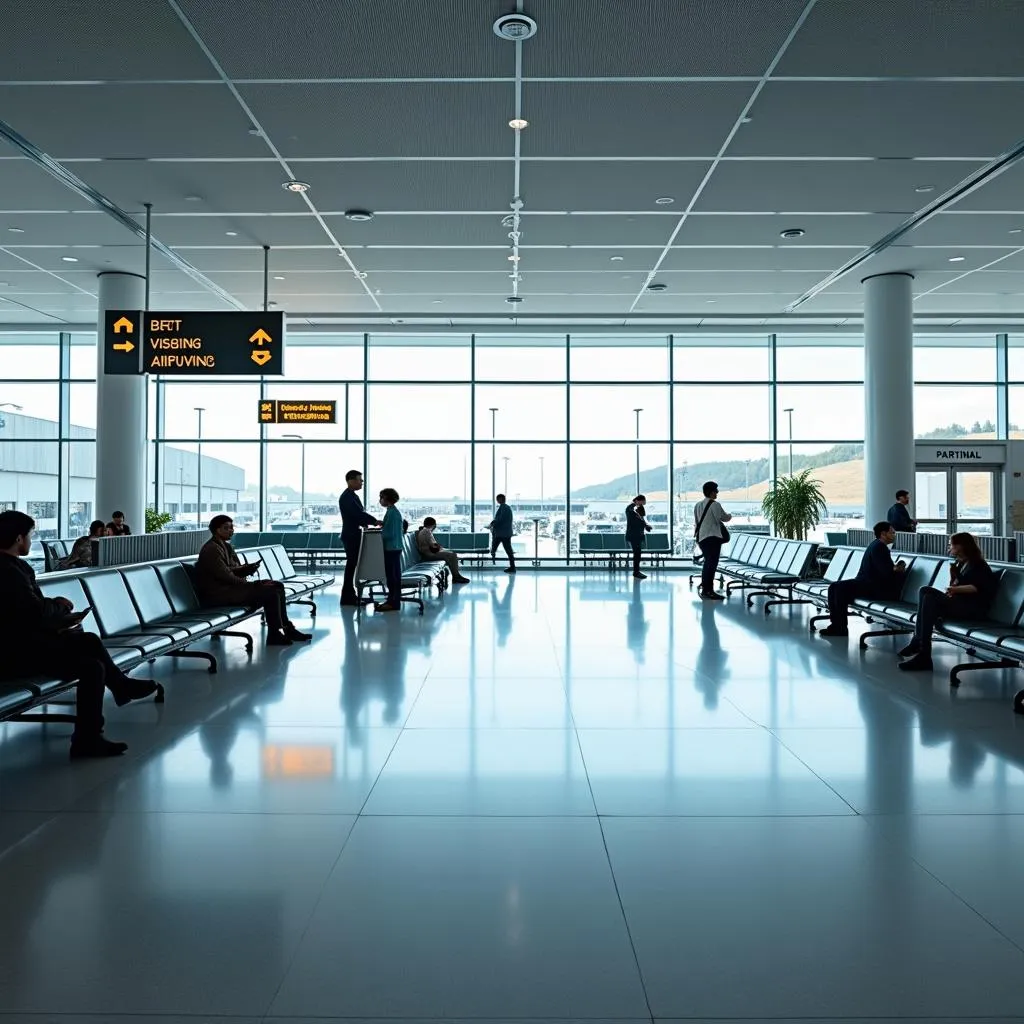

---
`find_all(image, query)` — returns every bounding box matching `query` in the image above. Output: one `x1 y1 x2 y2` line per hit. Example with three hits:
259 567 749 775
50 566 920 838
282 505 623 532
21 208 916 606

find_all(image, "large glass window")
674 336 770 382
775 385 864 441
474 385 566 441
368 334 471 381
570 336 670 381
475 336 566 381
914 335 996 383
674 385 769 441
570 385 669 440
914 386 998 439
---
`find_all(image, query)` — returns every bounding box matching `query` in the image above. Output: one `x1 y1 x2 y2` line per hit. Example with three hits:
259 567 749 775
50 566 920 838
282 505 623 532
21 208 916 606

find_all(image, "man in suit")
819 520 906 638
195 515 310 647
886 490 917 533
0 509 157 759
339 469 379 605
624 494 653 579
489 494 516 573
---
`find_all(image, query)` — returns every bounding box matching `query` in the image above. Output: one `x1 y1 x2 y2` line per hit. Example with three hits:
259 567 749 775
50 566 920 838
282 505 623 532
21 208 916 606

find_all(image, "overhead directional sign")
103 310 144 374
103 310 285 375
259 399 337 425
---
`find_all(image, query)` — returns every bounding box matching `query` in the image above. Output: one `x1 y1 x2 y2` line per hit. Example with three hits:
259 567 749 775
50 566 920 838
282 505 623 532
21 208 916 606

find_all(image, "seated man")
60 519 107 569
415 517 470 584
195 515 311 647
106 511 131 536
0 510 157 760
819 520 906 638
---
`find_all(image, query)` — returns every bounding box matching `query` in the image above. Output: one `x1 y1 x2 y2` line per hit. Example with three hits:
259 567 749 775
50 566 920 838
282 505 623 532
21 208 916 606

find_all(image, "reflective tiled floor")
2 572 1024 1023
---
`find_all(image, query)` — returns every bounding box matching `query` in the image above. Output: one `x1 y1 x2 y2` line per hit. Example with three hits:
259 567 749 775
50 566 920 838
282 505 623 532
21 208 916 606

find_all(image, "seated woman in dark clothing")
899 532 999 672
60 519 107 569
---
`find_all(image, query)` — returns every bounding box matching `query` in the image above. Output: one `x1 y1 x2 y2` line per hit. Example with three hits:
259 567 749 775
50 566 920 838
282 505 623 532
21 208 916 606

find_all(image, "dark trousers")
827 578 871 630
252 581 289 632
630 540 642 574
913 587 982 653
341 535 361 600
18 631 132 740
699 537 723 593
491 536 515 567
384 549 403 606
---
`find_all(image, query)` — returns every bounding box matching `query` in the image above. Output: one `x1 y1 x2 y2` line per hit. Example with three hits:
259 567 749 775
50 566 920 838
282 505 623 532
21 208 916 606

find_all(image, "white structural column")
96 272 146 530
863 272 915 524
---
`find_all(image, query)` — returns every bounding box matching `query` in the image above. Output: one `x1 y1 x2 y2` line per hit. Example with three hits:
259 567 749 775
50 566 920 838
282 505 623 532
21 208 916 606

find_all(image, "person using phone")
625 494 654 580
0 510 158 760
414 517 470 584
195 515 310 647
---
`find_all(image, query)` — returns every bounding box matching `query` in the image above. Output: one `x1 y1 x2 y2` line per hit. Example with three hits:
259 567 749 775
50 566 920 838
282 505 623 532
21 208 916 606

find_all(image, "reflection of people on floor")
694 602 728 708
199 695 264 789
340 609 409 738
626 580 649 664
491 573 515 646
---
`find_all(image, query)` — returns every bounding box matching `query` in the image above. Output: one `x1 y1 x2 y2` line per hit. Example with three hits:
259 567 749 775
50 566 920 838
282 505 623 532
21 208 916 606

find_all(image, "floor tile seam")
0 813 58 865
352 723 408 819
859 816 1024 959
764 727 864 816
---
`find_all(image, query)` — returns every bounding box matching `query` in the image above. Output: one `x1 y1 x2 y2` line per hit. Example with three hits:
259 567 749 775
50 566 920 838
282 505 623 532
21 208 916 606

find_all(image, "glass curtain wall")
0 330 1014 556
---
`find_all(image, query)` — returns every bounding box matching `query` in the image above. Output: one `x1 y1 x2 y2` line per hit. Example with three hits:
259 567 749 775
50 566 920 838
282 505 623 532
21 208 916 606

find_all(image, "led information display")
104 310 285 375
258 399 337 424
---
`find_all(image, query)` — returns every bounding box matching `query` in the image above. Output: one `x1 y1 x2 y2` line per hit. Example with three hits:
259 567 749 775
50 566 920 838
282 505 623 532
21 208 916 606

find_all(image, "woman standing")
624 495 653 580
694 481 732 600
899 532 999 671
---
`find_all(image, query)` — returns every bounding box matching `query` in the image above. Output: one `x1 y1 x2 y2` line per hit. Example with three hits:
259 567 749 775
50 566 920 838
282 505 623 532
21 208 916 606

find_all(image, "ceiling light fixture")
493 13 538 40
248 127 262 136
185 195 202 202
225 231 238 237
948 255 966 262
344 209 374 221
508 118 529 130
7 227 24 233
609 255 624 262
646 282 667 292
273 275 285 281
1010 228 1023 235
506 295 524 303
741 116 753 124
507 254 520 262
282 180 311 193
780 228 805 239
914 185 935 193
655 197 675 205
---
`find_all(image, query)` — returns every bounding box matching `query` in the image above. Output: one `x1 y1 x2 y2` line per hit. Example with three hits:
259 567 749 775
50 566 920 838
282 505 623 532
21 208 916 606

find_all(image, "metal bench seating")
0 544 335 732
354 534 449 614
579 532 670 568
690 535 818 607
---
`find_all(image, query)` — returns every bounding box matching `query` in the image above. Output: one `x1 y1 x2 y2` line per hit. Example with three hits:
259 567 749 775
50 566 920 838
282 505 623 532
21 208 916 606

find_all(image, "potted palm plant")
761 469 827 540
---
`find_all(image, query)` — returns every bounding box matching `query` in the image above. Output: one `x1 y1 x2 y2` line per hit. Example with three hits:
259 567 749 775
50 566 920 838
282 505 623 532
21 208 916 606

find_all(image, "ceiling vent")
493 13 538 40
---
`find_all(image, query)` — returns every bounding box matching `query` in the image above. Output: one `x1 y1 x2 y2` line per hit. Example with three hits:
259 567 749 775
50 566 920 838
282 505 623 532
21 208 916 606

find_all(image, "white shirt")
416 527 438 556
694 498 731 542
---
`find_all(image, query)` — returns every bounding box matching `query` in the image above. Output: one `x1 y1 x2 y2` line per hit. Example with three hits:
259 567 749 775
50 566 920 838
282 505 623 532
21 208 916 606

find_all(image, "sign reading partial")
258 399 337 424
104 310 285 375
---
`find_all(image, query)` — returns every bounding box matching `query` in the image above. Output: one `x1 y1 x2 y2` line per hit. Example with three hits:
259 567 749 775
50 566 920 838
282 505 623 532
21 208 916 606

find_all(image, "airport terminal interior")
3 1 1024 1021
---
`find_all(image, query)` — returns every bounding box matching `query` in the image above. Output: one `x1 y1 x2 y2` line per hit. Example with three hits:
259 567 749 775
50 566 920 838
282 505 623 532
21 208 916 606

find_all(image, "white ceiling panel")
661 248 856 272
674 214 906 247
951 163 1024 214
908 214 1024 247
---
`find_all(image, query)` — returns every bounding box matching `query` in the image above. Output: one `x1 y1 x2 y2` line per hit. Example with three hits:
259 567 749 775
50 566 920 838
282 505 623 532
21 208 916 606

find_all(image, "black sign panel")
258 399 337 424
144 311 284 375
103 310 144 375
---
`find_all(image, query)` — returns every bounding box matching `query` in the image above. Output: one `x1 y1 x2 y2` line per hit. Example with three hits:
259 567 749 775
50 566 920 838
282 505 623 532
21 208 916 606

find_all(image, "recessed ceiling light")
508 118 529 130
268 300 278 307
344 209 374 222
248 127 262 136
1010 228 1023 235
914 185 936 193
273 275 285 281
432 299 443 304
706 299 717 303
948 255 966 262
741 116 753 124
7 227 24 233
493 13 538 40
506 295 524 303
225 231 238 237
61 256 78 262
185 195 202 202
281 180 311 193
780 228 805 239
655 197 675 205
507 254 520 262
609 255 624 262
646 282 667 292
394 319 405 324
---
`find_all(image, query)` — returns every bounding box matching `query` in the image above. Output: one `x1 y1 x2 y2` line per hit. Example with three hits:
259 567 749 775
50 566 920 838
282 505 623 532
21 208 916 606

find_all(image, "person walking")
694 480 732 600
375 488 405 612
339 469 379 606
886 489 917 533
489 493 516 573
624 494 653 579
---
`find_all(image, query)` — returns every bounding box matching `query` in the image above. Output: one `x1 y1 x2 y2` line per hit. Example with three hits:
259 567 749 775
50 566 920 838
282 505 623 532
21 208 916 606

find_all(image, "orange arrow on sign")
113 340 135 353
249 329 272 345
251 350 272 367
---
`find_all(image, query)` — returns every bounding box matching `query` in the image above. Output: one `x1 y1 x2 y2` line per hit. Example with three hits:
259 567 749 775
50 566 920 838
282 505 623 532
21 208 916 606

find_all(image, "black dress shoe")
898 640 921 657
818 626 849 638
340 596 372 607
112 679 159 707
266 630 293 646
899 653 934 672
284 626 312 642
70 736 128 760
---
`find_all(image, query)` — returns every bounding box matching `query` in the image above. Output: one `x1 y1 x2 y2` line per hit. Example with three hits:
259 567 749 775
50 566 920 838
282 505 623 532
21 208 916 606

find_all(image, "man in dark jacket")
0 510 157 759
489 494 516 573
624 494 653 579
339 469 379 604
195 515 310 646
886 490 916 533
820 521 906 637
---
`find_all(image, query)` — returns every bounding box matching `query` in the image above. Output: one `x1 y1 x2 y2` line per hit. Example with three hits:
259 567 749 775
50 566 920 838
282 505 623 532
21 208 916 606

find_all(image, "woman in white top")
694 480 732 600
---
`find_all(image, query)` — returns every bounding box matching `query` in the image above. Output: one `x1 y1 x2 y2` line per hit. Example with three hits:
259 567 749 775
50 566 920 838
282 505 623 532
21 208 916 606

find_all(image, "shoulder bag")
694 499 730 547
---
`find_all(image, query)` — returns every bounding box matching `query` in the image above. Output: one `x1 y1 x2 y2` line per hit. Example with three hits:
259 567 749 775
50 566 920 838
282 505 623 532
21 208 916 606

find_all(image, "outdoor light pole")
284 433 305 520
745 459 751 513
539 456 545 509
783 407 794 477
179 465 185 520
503 456 510 496
194 407 205 525
633 408 643 494
489 407 498 498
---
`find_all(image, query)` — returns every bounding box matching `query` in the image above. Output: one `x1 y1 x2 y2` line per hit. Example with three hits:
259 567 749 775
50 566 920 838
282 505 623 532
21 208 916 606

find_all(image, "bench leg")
745 588 779 607
950 658 1018 689
860 626 913 650
763 596 813 616
12 710 78 724
1015 689 1024 715
809 611 831 632
214 629 255 655
166 650 218 675
289 598 317 619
